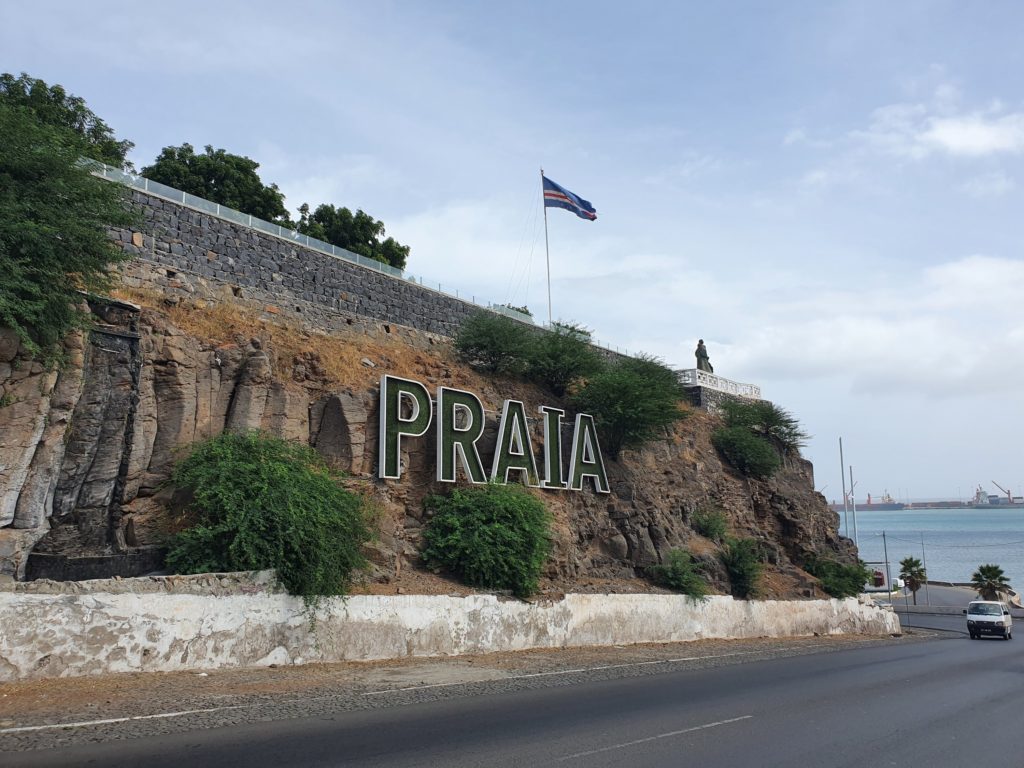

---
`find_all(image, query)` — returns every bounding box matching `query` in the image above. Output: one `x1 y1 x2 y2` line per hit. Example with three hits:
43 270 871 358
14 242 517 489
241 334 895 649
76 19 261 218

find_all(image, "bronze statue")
695 339 713 373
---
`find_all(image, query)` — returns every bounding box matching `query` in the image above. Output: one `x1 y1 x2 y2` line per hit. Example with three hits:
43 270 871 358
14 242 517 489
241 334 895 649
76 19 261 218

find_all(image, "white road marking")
557 715 754 761
0 705 250 734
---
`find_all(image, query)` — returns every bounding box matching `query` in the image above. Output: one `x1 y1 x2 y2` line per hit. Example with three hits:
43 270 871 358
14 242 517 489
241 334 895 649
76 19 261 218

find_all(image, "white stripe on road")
0 705 250 734
557 715 754 761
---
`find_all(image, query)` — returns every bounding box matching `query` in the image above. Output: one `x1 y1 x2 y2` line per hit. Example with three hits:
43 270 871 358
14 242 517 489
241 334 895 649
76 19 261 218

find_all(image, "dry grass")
111 285 557 405
112 285 461 392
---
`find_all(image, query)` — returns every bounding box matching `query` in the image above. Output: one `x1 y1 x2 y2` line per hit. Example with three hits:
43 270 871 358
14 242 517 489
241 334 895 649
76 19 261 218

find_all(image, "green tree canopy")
719 399 809 454
651 549 708 598
720 537 763 599
421 483 552 598
804 556 871 599
571 354 686 460
142 143 291 224
524 321 605 397
454 311 535 374
297 202 409 270
0 72 134 169
971 563 1011 601
899 556 926 605
0 102 134 357
711 426 781 479
166 432 372 600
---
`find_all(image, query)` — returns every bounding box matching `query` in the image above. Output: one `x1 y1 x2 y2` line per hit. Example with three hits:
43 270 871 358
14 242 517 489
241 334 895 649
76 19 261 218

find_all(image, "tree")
454 311 535 374
651 549 708 598
804 556 871 599
421 483 552 598
166 432 372 600
524 321 605 396
142 143 291 224
297 203 409 270
712 426 781 479
719 399 809 455
971 563 1011 601
899 556 926 605
0 72 133 168
720 537 763 599
571 354 686 461
0 102 135 358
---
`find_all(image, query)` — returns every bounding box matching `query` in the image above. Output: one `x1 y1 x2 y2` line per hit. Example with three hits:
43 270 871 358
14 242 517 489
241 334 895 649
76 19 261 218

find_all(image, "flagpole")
541 167 552 325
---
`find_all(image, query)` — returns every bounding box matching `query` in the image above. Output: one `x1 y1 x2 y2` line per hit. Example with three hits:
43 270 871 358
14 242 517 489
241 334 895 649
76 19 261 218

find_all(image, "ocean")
849 507 1024 589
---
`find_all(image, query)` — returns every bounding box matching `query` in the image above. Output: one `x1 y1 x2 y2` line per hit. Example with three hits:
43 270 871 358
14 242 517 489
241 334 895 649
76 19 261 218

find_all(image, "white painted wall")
0 577 900 681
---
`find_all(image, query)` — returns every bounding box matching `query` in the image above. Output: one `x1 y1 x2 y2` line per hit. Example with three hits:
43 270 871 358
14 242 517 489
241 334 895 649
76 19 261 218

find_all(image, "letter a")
491 400 540 486
567 413 610 493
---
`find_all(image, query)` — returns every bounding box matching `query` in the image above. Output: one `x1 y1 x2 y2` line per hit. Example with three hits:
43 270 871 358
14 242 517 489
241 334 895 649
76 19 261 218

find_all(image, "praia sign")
378 375 610 493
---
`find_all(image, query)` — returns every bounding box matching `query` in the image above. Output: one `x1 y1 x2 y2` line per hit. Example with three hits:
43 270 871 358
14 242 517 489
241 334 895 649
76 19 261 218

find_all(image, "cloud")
919 113 1024 156
851 89 1024 160
707 254 1024 399
853 103 931 160
960 170 1016 198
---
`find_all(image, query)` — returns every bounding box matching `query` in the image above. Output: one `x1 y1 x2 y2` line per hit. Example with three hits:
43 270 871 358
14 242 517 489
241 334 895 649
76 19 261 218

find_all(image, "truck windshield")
969 604 1002 615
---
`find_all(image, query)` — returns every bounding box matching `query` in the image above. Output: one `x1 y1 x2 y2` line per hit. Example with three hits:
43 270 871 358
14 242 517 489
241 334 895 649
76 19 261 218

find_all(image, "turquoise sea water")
850 507 1024 589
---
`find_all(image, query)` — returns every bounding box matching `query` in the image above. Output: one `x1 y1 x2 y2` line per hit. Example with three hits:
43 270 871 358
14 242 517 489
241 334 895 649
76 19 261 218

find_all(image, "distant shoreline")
829 503 1024 513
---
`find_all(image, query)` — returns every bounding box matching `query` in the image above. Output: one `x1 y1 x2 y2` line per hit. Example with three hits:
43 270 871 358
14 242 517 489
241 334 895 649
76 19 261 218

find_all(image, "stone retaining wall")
115 191 519 340
0 572 900 681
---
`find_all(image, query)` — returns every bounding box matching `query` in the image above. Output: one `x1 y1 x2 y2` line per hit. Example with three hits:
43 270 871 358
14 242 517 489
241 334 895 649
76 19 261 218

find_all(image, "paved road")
5 627 1023 768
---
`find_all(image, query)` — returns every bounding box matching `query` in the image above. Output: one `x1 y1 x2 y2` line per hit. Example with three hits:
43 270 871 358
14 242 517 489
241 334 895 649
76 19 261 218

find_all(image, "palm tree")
971 563 1011 601
899 556 926 605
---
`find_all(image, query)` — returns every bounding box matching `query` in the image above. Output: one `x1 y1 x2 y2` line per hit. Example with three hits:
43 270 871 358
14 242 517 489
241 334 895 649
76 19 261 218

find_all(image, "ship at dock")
830 484 1024 512
829 491 905 513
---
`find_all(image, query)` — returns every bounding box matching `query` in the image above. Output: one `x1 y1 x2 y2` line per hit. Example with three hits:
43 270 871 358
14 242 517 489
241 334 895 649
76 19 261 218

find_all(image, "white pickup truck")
964 600 1013 640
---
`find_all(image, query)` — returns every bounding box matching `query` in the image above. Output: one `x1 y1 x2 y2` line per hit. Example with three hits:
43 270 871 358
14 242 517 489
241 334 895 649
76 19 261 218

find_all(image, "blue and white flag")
542 175 597 221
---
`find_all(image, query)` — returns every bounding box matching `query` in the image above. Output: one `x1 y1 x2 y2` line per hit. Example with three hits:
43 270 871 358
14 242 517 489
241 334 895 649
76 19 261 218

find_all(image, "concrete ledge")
0 574 900 681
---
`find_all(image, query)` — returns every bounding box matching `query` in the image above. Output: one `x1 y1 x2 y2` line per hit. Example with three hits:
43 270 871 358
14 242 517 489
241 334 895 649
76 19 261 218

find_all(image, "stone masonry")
114 191 509 340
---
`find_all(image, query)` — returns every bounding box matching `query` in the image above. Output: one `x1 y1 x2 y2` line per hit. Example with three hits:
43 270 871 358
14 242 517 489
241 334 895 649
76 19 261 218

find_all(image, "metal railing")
677 368 761 399
92 162 632 356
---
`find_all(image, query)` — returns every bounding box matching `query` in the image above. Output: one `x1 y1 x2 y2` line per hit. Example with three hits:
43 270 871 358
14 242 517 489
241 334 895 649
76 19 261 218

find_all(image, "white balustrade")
677 369 761 399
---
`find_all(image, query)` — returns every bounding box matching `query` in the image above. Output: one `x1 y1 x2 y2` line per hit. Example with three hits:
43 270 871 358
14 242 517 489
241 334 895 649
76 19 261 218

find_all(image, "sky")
3 1 1024 502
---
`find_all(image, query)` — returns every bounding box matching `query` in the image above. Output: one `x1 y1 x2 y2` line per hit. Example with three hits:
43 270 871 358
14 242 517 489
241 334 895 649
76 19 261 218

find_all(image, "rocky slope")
0 294 853 596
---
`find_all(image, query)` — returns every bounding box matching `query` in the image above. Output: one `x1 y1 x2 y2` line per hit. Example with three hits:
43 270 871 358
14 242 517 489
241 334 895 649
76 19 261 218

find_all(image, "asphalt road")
6 625 1023 768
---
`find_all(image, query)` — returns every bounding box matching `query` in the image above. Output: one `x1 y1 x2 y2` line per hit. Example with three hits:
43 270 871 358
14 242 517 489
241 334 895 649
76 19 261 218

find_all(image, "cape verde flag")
542 175 597 221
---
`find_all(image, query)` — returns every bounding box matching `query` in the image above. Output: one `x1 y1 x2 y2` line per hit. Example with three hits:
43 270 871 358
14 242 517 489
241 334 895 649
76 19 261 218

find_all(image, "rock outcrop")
0 299 852 596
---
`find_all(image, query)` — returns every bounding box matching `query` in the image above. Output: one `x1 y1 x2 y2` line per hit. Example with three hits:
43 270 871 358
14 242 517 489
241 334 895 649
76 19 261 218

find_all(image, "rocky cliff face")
0 297 852 596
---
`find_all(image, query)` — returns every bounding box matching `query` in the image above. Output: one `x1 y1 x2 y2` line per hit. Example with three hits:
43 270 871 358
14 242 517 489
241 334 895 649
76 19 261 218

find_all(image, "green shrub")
524 321 605 396
166 431 372 600
691 507 728 542
719 399 809 454
720 537 763 599
712 426 781 479
651 549 708 598
572 354 686 460
805 557 870 598
454 311 535 374
421 483 552 598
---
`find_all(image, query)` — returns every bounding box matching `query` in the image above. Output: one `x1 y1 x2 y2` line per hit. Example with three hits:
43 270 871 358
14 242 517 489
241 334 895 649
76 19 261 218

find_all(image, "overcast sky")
4 1 1023 501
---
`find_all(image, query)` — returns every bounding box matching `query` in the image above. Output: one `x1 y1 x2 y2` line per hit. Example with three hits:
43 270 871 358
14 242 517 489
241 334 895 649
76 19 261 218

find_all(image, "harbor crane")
992 480 1013 504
